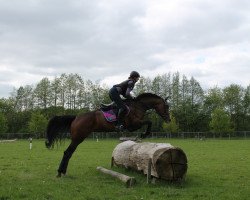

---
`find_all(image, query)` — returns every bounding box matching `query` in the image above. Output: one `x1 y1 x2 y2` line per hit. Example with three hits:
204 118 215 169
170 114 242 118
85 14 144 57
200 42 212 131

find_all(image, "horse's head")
135 93 171 123
155 96 171 123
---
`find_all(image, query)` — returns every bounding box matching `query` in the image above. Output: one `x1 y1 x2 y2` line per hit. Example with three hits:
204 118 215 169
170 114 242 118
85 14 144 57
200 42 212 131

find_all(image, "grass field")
0 138 249 200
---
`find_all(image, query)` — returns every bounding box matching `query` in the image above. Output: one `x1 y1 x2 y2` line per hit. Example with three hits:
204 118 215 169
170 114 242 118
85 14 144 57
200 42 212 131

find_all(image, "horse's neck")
138 97 159 110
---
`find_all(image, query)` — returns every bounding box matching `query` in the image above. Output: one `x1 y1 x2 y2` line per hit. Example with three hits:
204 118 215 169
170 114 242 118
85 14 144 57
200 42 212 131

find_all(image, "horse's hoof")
56 173 62 178
115 125 124 133
140 134 146 139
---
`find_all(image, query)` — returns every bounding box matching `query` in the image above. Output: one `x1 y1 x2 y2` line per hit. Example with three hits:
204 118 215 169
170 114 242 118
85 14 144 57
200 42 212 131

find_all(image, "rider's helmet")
129 71 140 78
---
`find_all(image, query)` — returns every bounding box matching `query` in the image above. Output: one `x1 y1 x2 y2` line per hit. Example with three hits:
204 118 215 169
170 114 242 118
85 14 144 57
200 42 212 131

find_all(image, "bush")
28 112 48 138
0 113 8 134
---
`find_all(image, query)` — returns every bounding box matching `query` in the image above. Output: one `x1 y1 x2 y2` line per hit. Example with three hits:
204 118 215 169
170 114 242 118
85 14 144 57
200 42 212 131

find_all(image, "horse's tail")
45 115 76 149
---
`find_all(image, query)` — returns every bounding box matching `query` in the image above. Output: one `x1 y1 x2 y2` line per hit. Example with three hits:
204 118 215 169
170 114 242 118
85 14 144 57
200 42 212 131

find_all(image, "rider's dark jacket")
113 79 135 99
109 79 136 110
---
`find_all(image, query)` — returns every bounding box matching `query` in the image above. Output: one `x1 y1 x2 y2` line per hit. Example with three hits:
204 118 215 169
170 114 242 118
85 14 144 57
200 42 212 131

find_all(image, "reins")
137 100 152 111
135 98 168 120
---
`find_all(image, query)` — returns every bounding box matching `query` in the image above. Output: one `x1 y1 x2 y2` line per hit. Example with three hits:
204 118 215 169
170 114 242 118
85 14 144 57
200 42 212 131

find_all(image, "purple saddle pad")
101 109 117 122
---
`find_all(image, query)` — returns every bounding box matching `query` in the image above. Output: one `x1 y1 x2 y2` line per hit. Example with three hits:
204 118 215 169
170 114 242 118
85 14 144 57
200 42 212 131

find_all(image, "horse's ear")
165 96 171 107
165 96 169 102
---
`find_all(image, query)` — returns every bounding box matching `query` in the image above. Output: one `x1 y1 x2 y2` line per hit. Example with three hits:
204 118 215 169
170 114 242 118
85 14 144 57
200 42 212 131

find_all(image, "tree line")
0 72 249 137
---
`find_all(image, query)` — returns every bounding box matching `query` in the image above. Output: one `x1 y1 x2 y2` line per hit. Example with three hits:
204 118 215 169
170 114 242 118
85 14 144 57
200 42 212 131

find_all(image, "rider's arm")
125 80 135 99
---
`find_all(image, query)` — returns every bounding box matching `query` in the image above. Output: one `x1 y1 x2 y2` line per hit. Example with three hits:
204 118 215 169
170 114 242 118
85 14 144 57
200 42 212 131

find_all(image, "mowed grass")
0 138 249 200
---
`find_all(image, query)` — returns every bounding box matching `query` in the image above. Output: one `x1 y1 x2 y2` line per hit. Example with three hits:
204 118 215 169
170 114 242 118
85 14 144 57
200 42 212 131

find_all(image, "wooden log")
96 166 136 187
112 141 188 181
0 139 17 143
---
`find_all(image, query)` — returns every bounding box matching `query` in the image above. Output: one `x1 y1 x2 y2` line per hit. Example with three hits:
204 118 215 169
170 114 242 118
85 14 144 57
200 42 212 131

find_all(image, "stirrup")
115 124 124 132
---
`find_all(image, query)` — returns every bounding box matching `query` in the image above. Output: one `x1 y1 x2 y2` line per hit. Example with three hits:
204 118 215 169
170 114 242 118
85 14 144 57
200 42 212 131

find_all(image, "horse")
45 93 171 177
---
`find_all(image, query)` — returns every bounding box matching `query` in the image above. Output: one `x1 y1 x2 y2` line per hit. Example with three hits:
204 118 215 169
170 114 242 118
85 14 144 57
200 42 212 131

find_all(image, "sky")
0 0 250 98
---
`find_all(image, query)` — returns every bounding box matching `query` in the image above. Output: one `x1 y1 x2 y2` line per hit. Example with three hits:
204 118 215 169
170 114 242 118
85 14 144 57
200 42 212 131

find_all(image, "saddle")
100 102 117 111
100 102 130 122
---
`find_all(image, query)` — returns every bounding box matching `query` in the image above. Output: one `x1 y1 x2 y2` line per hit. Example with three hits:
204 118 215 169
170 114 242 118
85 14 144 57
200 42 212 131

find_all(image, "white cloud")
0 0 249 97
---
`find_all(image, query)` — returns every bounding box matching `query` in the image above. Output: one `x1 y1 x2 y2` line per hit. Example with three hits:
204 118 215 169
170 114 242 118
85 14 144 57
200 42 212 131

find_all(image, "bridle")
135 97 170 120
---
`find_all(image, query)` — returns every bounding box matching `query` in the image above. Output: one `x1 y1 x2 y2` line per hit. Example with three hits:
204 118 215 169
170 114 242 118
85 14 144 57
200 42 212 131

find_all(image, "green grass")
0 138 249 200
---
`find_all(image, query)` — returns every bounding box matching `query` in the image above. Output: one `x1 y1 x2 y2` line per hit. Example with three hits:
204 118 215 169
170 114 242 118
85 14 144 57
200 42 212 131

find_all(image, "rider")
109 71 140 131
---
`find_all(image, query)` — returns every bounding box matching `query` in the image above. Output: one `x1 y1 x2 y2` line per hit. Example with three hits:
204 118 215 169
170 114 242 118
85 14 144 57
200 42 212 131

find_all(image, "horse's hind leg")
56 112 96 177
57 140 82 177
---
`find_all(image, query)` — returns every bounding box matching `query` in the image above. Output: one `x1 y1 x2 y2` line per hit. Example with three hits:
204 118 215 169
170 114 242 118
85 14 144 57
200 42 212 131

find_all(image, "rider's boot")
115 108 126 132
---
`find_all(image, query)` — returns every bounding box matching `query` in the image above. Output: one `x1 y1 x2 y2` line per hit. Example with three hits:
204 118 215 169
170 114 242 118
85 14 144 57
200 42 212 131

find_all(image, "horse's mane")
135 93 161 101
123 93 162 105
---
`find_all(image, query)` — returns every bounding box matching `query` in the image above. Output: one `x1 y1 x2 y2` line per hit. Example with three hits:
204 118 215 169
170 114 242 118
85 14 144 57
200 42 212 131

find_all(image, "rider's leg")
109 87 127 131
116 107 127 131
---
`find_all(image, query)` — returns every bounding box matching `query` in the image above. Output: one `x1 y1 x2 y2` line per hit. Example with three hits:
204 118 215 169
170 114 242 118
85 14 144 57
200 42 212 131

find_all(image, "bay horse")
45 93 171 177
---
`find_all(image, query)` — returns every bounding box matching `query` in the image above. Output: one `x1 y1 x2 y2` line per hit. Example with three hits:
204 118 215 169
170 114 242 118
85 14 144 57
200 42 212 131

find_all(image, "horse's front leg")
128 119 152 139
140 120 152 139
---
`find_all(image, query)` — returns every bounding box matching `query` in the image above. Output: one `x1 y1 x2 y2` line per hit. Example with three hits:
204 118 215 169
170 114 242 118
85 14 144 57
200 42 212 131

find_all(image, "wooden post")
147 158 152 184
111 157 114 168
97 166 136 187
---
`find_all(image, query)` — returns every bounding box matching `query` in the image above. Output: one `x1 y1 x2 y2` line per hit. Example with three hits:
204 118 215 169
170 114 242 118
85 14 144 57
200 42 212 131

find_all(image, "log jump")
112 141 188 181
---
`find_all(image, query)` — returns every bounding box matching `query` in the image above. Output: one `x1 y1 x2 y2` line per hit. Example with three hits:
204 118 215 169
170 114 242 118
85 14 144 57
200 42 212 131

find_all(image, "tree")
34 78 51 109
12 86 25 111
223 84 244 131
4 72 250 134
134 76 152 95
50 77 61 107
171 72 181 109
10 85 35 111
189 77 204 106
242 85 250 130
76 76 87 109
89 81 108 110
162 113 179 134
159 73 172 98
243 85 250 114
64 73 83 109
0 112 8 134
28 112 48 137
151 75 161 95
180 75 190 103
204 86 224 113
176 75 190 131
58 73 68 108
209 108 233 137
173 76 205 132
0 98 15 115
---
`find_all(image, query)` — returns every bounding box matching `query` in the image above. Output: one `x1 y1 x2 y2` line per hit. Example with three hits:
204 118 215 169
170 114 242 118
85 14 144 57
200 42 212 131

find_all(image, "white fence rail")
1 131 250 140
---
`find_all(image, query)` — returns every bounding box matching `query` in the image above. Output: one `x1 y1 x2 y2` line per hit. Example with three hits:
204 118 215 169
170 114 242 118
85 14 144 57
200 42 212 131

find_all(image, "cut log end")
155 148 188 180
